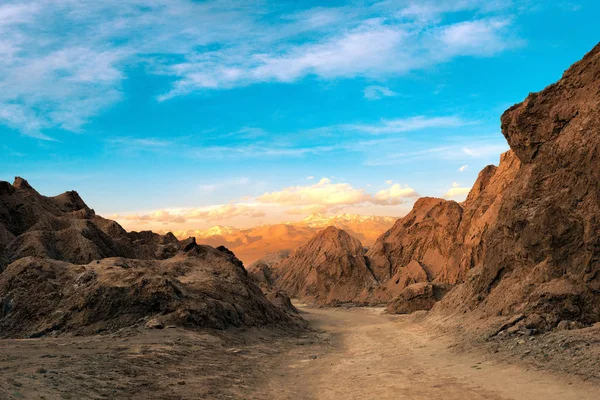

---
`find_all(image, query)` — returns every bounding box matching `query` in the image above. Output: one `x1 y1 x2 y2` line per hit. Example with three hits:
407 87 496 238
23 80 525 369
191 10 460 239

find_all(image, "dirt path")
264 305 600 400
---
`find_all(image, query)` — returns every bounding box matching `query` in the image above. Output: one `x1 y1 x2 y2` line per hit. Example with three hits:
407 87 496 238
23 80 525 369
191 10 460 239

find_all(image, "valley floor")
261 305 600 400
1 306 599 399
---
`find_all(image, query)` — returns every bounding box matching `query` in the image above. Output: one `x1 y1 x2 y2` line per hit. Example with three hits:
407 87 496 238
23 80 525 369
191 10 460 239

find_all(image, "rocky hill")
274 227 377 305
365 149 520 307
0 178 298 338
0 178 189 271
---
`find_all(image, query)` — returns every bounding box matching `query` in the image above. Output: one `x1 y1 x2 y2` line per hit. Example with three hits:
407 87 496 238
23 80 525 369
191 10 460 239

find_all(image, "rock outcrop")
0 177 186 271
274 227 377 305
246 250 291 289
386 283 451 314
0 179 298 337
438 43 600 332
367 197 464 286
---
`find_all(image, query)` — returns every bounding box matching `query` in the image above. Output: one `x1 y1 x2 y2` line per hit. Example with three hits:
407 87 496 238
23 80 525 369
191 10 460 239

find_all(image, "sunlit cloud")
444 181 471 200
111 203 266 226
374 184 419 204
256 177 418 213
458 164 469 172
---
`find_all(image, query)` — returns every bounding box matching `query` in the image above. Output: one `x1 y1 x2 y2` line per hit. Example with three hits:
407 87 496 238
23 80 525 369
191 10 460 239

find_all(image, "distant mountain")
172 213 396 265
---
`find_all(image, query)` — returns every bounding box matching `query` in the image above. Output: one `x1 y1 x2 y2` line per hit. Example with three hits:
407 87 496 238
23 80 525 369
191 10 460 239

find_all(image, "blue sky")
1 0 598 232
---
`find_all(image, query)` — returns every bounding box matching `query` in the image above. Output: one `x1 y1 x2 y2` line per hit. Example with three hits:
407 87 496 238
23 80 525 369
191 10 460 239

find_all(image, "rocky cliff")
438 43 600 333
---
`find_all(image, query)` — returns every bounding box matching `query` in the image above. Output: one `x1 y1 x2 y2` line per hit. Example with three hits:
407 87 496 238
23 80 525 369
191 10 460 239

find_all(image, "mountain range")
170 213 396 265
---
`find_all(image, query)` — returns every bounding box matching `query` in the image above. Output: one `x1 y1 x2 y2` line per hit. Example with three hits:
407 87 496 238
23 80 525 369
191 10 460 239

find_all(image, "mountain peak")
13 177 33 190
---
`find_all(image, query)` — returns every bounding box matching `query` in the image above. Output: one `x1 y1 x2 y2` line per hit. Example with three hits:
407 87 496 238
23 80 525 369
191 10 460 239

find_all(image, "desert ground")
1 304 599 400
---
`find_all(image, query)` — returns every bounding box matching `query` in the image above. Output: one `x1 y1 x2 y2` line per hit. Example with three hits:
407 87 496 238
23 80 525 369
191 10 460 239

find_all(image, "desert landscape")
1 1 599 399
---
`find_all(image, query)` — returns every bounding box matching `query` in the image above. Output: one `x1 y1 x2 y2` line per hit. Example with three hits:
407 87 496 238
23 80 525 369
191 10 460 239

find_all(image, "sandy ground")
263 305 600 400
1 305 599 399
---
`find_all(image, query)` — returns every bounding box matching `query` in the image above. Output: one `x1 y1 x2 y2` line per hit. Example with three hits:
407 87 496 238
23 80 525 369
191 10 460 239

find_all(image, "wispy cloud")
364 136 509 166
158 16 516 99
363 85 398 100
0 1 521 137
343 116 471 134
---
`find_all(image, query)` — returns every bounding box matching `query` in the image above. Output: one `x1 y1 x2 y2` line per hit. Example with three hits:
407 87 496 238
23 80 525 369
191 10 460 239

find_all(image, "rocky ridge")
0 178 298 338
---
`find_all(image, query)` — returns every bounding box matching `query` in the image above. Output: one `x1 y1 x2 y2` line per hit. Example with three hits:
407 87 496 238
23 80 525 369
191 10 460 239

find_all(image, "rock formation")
0 178 298 338
386 283 451 315
246 250 291 289
438 43 600 332
365 149 520 307
274 227 377 305
0 177 186 271
274 44 600 329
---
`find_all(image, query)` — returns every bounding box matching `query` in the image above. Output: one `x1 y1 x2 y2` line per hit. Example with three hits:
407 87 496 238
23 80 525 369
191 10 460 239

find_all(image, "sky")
0 0 598 232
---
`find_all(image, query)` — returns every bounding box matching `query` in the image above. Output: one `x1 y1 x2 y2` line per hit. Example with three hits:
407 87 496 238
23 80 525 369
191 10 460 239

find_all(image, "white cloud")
444 183 471 200
374 184 419 204
306 176 315 180
385 180 394 185
458 164 469 172
364 137 509 166
343 116 469 134
256 177 418 213
0 1 519 137
160 16 515 98
437 19 511 56
364 85 398 100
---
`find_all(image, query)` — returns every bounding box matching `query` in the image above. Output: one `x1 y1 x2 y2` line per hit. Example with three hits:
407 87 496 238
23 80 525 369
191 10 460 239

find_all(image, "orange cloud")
111 204 265 225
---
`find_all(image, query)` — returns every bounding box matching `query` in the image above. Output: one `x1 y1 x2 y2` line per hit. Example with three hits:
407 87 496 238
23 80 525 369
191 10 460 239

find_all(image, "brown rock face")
0 177 186 270
439 43 600 329
363 148 521 309
246 250 291 289
0 179 298 337
274 227 377 305
386 283 451 314
367 197 464 285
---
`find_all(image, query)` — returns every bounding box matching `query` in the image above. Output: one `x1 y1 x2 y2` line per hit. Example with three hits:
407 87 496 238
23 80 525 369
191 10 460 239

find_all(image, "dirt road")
264 305 600 400
1 306 598 399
